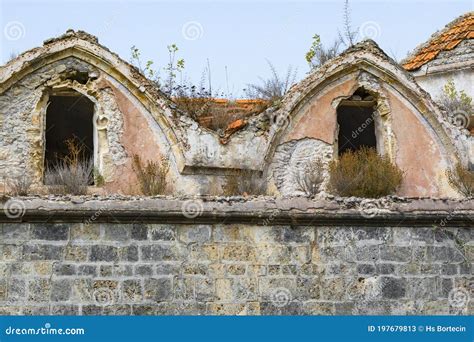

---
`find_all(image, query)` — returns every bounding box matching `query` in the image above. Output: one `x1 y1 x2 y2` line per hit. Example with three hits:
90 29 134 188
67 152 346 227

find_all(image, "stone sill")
1 196 472 226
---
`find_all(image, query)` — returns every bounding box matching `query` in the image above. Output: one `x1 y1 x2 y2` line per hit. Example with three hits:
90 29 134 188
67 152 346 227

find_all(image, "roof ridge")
43 29 99 45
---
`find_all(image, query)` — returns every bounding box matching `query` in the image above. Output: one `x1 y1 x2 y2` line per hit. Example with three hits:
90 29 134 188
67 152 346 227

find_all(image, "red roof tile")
402 12 474 71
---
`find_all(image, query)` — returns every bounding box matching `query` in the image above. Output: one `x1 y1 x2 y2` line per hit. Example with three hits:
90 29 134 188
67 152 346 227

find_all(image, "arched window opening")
337 88 377 156
44 91 95 184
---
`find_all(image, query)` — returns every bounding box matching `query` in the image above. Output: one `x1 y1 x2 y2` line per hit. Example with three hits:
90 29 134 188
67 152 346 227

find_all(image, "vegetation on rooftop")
305 0 358 69
244 60 297 105
126 2 370 133
130 43 300 133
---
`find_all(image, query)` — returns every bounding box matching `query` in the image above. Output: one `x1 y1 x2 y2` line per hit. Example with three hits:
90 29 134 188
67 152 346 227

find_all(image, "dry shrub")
207 104 240 132
328 147 403 198
207 101 268 132
132 154 169 195
223 169 265 196
7 173 33 196
208 109 237 132
173 78 217 123
45 160 93 195
244 60 297 104
44 138 93 195
174 95 213 122
175 96 266 133
173 85 234 132
295 159 325 196
447 163 474 197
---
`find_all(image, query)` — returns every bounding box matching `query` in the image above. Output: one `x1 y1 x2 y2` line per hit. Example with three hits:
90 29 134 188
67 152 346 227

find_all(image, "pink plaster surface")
101 81 164 194
285 79 357 144
388 90 443 197
282 77 447 197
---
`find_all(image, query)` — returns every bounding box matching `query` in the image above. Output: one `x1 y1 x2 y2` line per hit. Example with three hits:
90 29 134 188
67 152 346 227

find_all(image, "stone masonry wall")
0 222 472 315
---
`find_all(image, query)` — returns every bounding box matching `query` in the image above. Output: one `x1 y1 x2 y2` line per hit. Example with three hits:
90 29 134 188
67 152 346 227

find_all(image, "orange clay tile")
403 12 473 71
220 118 248 145
226 118 246 131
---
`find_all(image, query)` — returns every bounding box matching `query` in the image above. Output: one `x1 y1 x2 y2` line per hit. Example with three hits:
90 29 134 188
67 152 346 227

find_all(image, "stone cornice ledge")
1 196 473 227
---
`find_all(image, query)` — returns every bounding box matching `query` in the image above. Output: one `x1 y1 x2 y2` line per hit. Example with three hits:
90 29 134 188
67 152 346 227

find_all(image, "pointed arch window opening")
43 89 96 184
336 87 377 156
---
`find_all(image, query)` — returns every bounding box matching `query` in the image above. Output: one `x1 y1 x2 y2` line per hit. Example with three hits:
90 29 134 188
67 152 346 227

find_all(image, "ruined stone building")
0 13 472 315
0 14 472 198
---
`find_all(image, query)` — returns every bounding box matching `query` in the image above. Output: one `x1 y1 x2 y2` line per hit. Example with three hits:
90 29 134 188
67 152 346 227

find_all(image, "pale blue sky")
0 0 472 97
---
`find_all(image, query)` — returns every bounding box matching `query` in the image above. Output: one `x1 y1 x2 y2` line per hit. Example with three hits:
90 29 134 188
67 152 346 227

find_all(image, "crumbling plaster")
0 31 469 197
266 42 464 197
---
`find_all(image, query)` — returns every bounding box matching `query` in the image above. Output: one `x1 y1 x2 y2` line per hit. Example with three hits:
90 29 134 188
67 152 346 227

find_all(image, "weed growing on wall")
438 79 473 129
447 162 474 197
328 147 403 198
132 154 169 196
44 138 94 195
7 173 33 196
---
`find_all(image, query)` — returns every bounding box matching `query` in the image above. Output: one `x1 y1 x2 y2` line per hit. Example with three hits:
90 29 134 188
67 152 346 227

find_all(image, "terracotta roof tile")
185 98 268 140
445 39 462 49
402 12 474 71
425 51 439 60
220 118 248 144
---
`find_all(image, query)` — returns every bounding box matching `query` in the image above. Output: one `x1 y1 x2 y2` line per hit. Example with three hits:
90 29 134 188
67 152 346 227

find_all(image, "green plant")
438 80 473 128
132 154 169 196
446 162 474 197
163 44 185 96
130 44 269 132
130 45 159 84
306 1 358 69
305 34 341 69
328 147 403 198
45 159 93 195
129 44 185 95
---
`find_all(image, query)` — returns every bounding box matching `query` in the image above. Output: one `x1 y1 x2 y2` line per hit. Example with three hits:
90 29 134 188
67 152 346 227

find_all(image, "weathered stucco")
101 80 167 194
0 30 471 198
